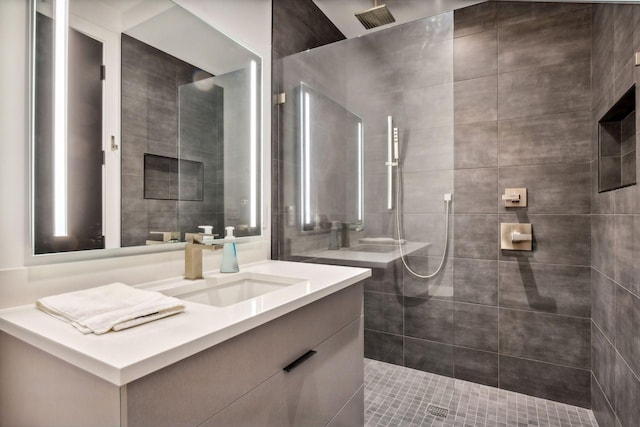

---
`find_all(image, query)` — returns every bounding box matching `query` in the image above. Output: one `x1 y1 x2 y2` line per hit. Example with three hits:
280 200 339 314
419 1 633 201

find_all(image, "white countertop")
0 261 370 386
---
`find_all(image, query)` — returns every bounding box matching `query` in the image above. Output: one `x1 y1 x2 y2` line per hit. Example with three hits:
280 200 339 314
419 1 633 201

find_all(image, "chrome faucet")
184 235 222 280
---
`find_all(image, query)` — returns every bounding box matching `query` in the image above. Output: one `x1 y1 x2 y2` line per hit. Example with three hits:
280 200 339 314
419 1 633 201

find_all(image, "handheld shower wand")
385 116 397 209
387 116 451 279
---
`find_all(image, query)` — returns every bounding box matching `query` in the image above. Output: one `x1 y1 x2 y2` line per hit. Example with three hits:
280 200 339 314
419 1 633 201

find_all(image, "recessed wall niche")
143 154 204 201
598 85 636 192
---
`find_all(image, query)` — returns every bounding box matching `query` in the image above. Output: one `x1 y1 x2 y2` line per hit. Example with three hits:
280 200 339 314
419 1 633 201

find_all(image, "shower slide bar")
385 115 399 209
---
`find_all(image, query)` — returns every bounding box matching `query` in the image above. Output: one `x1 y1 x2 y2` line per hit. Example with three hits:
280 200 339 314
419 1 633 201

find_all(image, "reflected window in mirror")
30 0 262 257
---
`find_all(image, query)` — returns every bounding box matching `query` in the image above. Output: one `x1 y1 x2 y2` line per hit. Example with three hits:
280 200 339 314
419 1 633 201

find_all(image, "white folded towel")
36 282 186 335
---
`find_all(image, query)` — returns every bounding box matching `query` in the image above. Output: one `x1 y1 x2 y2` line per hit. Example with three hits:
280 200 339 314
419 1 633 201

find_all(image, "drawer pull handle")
283 350 317 373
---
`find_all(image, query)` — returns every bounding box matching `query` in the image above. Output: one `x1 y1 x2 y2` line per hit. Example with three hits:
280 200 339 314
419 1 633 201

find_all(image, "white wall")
0 0 271 308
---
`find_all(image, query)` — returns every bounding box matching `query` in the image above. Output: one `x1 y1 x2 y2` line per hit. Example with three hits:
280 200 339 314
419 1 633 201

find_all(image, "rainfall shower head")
355 1 395 30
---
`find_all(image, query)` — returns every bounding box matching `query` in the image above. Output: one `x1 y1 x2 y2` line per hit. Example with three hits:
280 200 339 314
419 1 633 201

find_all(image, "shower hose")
395 162 451 279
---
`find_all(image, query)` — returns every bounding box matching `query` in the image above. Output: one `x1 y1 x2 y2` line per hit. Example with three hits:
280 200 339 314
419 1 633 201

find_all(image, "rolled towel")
36 283 186 335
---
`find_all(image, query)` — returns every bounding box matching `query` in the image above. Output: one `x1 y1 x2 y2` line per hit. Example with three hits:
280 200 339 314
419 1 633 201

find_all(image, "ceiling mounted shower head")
355 1 396 30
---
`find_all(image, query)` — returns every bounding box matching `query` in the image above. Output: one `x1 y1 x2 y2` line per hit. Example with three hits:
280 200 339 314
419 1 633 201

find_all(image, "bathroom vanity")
0 261 369 427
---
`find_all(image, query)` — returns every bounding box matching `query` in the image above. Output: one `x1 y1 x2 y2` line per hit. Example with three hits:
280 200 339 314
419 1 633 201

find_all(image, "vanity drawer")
200 316 364 427
124 282 363 427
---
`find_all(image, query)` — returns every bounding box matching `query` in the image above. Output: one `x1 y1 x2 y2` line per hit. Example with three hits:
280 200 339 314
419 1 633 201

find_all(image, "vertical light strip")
53 0 68 236
249 60 257 228
387 115 393 210
304 92 311 225
358 122 363 222
299 89 305 227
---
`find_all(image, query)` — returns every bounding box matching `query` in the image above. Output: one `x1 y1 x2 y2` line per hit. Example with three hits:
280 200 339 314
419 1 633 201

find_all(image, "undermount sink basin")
343 244 398 253
161 272 307 307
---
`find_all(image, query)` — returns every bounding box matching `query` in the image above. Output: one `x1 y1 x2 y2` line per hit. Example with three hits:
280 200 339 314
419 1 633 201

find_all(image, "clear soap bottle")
220 226 239 273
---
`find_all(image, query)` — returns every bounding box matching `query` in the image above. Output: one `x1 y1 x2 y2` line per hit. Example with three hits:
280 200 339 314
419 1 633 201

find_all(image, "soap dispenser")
220 226 239 273
328 221 341 250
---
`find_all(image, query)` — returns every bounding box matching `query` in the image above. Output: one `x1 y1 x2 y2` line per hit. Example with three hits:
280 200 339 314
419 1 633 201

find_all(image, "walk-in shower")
275 0 613 420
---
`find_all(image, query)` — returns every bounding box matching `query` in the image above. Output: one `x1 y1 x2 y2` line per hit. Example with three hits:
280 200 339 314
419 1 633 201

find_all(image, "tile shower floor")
364 359 598 427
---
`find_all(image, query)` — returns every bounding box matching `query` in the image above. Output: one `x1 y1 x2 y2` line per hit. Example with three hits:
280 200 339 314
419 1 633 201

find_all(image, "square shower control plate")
501 223 532 251
503 188 527 207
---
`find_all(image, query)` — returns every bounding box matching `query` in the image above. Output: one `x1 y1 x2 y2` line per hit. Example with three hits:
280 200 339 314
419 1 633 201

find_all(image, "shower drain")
426 404 449 418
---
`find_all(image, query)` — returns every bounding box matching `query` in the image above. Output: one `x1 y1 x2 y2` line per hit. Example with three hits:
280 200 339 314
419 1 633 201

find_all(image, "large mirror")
31 0 262 256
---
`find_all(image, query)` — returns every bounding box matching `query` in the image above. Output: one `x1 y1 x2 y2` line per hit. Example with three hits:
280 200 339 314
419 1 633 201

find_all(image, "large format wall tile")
453 258 498 306
402 214 449 258
592 324 616 406
499 262 591 317
401 126 454 172
454 76 497 125
347 45 403 96
499 309 590 369
613 5 635 80
454 168 498 214
403 38 453 89
454 2 496 38
592 268 617 342
364 330 403 366
453 347 498 387
592 214 616 278
592 5 614 106
404 83 453 130
364 291 403 335
614 352 640 427
363 262 402 295
454 30 497 81
592 160 616 215
454 303 498 352
404 297 453 344
498 60 590 120
614 215 640 294
615 285 640 377
500 355 590 407
401 170 453 214
454 215 499 260
497 2 590 29
497 111 591 166
500 214 591 266
498 163 591 214
404 338 454 377
591 374 616 427
614 181 640 215
498 7 591 74
403 255 453 299
454 122 498 169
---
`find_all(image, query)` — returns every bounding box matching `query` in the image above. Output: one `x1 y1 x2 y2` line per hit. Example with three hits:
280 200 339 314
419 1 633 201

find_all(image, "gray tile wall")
590 4 640 427
121 35 223 246
442 2 593 408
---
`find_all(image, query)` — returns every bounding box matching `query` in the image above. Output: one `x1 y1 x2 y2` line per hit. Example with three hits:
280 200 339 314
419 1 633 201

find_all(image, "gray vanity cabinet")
0 282 364 427
201 316 363 426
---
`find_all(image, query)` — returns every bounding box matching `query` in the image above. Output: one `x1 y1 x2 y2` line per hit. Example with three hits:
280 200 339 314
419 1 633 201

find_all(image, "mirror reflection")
298 83 363 233
32 0 262 255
